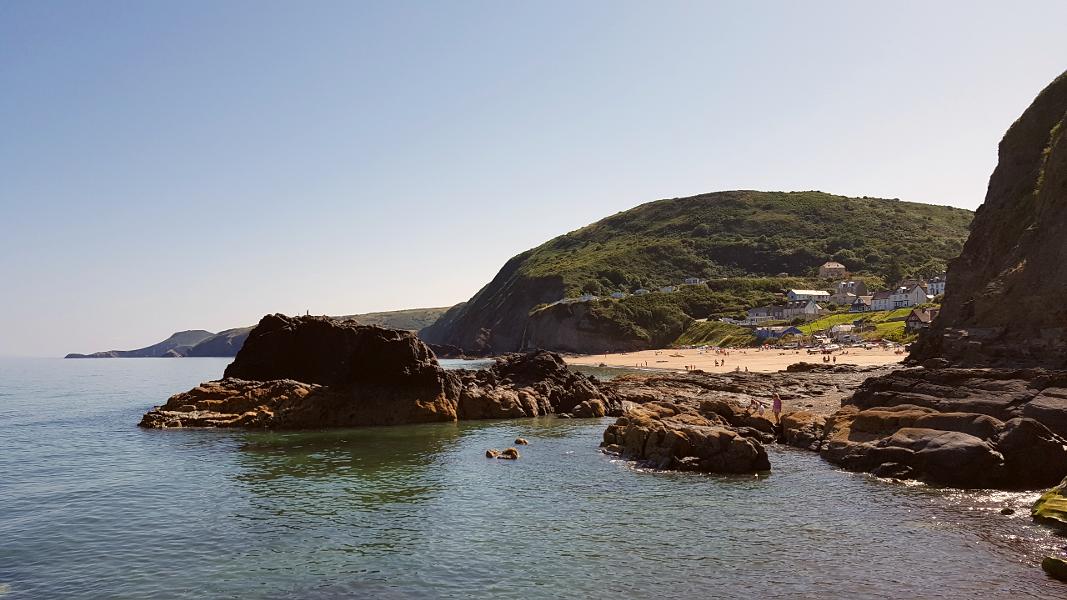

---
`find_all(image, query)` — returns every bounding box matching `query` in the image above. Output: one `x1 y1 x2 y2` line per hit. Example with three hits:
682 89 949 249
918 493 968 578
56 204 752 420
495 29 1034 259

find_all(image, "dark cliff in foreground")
420 190 971 355
788 70 1067 493
910 71 1067 368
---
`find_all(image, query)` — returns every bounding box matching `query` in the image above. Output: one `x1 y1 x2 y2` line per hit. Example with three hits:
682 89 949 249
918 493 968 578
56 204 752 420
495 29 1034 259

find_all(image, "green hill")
420 190 973 354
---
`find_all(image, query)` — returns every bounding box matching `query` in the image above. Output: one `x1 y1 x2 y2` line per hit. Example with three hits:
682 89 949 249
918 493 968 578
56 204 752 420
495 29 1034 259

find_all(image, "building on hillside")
577 294 599 302
819 261 848 279
683 277 706 285
927 275 947 296
782 299 823 318
870 290 894 311
905 307 941 332
850 295 873 312
634 288 650 295
828 291 857 305
787 289 831 302
659 285 677 293
829 323 862 343
610 291 626 299
836 280 868 296
890 283 932 308
746 305 779 321
755 325 804 340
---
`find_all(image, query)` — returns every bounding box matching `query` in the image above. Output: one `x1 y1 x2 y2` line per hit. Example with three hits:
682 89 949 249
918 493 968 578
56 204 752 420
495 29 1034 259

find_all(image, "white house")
890 284 931 308
577 294 599 302
787 289 831 302
683 277 706 285
782 299 822 318
927 275 946 296
819 261 848 279
610 291 626 299
659 285 677 293
870 290 893 311
850 295 873 313
634 288 650 296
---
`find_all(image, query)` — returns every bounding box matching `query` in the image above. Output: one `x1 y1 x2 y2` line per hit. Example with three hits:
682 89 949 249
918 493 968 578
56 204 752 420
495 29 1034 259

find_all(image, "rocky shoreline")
140 314 617 430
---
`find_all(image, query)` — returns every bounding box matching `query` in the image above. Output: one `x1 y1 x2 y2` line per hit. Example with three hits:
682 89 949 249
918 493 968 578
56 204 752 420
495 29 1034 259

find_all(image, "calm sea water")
1 357 1065 599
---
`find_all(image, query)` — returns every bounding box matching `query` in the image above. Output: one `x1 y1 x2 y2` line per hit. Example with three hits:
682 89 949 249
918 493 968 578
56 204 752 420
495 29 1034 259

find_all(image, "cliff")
910 71 1067 367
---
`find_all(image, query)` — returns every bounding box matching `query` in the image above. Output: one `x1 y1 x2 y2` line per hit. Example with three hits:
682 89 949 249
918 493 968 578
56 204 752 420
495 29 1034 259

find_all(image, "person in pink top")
772 392 783 424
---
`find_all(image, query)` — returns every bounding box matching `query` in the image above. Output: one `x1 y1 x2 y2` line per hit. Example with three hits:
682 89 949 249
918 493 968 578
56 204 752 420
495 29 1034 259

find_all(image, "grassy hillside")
674 321 759 347
521 190 970 297
340 307 452 331
421 190 973 354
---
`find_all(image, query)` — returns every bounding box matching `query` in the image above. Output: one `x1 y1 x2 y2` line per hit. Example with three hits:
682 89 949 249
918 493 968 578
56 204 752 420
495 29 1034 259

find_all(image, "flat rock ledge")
775 367 1067 490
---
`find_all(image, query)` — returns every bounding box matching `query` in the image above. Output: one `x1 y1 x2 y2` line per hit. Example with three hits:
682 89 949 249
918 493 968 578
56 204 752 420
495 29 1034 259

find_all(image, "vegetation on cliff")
422 190 973 354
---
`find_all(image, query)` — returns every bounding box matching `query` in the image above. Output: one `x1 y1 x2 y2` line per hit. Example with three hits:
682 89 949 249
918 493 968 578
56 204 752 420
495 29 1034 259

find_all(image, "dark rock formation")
140 314 616 429
910 71 1067 367
798 71 1067 491
596 368 883 474
601 400 771 474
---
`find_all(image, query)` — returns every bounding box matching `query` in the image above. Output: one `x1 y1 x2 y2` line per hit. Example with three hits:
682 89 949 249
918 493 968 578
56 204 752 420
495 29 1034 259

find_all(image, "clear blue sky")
3 1 1066 356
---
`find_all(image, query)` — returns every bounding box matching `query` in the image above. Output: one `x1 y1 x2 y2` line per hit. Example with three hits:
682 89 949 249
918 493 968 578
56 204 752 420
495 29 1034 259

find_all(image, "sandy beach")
565 345 906 373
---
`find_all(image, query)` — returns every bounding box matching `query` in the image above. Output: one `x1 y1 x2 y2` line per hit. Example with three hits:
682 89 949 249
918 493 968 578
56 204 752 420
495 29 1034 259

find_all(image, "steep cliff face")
911 71 1067 367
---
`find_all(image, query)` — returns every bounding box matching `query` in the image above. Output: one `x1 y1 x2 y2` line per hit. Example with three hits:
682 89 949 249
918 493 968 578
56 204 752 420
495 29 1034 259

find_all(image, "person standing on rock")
772 392 783 424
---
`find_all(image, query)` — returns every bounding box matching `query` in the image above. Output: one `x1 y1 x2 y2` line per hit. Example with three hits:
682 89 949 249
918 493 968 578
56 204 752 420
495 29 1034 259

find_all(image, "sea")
1 357 1064 599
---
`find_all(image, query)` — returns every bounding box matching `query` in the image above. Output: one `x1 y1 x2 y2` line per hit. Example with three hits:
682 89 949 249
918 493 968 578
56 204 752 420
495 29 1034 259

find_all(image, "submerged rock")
140 314 618 429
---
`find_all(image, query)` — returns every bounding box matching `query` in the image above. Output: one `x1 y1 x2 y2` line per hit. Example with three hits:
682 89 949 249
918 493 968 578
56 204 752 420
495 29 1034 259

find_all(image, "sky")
2 1 1067 357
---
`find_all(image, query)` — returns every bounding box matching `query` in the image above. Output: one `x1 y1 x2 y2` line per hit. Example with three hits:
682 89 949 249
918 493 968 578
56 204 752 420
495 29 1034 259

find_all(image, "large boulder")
817 404 1067 489
140 315 615 429
1033 476 1067 528
601 401 770 474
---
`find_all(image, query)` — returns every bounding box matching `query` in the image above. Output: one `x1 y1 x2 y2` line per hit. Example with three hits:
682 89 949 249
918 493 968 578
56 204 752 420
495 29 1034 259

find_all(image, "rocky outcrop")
910 71 1067 367
817 404 1067 489
596 368 884 474
140 314 616 429
601 400 770 473
797 71 1067 491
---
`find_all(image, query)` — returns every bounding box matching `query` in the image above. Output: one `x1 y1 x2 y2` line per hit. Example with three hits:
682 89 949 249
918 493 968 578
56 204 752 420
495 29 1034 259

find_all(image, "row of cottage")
746 276 945 322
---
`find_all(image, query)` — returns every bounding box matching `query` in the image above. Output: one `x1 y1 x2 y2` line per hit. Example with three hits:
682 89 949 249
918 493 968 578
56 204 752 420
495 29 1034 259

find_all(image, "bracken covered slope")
910 71 1067 367
421 190 972 354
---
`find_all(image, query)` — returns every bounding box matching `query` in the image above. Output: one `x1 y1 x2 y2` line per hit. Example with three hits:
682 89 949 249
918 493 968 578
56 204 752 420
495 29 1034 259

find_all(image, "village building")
755 325 804 340
890 283 932 308
827 291 857 305
870 290 894 311
746 305 781 321
786 289 831 302
782 299 823 318
836 280 868 296
610 291 626 299
906 307 940 332
830 323 863 343
683 277 706 285
633 288 650 295
659 285 677 293
577 293 599 302
927 275 947 296
850 295 873 312
818 261 848 279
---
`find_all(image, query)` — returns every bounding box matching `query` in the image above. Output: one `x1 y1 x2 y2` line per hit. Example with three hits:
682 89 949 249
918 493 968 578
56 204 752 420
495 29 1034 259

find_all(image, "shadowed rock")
140 314 617 429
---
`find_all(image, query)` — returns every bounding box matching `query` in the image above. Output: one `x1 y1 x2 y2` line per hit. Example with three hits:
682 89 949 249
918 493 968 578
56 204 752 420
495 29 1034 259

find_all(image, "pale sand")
565 346 906 373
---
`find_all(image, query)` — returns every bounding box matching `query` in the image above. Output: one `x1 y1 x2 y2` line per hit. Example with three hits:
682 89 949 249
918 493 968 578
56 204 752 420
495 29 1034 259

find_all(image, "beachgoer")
772 392 782 424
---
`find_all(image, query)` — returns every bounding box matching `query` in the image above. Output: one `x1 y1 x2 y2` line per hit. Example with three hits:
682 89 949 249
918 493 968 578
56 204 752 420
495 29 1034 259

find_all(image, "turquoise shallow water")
1 357 1065 599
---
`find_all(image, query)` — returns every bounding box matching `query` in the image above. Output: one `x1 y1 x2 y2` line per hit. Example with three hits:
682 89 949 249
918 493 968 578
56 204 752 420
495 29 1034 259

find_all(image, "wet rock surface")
140 314 616 429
